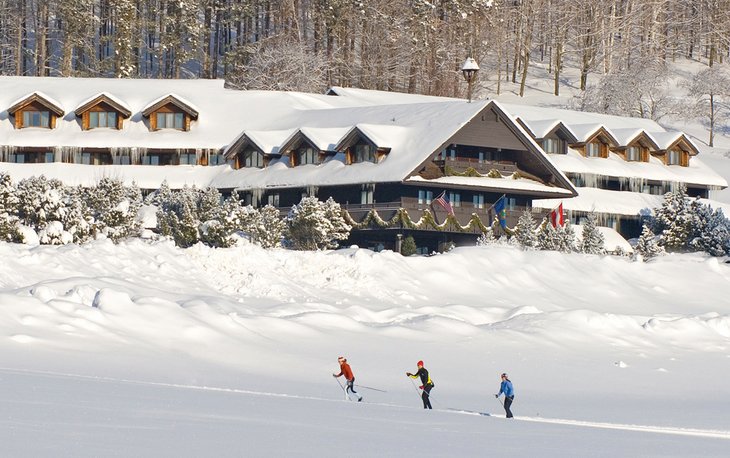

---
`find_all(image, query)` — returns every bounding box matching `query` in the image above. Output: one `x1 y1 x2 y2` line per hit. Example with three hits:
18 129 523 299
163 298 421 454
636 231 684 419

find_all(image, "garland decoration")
342 207 516 234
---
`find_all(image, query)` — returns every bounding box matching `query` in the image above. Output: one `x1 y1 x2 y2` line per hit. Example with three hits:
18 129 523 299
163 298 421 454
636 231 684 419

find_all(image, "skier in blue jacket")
495 372 514 418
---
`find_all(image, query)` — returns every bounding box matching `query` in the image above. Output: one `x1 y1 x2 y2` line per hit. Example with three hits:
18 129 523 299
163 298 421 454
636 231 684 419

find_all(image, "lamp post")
461 57 480 103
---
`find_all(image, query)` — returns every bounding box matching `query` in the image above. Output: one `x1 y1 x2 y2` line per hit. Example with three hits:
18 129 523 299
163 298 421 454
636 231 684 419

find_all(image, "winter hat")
338 356 346 362
501 373 508 378
417 360 424 367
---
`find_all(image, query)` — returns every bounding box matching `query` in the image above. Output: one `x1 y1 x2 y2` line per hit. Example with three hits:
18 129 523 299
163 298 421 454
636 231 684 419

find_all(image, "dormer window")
89 111 118 129
294 145 319 166
75 93 130 130
9 92 64 129
243 149 265 168
354 143 376 163
542 137 565 154
586 142 601 157
142 94 198 132
667 149 681 165
23 110 50 128
156 112 184 130
626 146 640 161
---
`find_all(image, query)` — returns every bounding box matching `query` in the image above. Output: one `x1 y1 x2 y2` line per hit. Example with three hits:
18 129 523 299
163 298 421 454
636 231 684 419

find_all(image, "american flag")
434 191 454 215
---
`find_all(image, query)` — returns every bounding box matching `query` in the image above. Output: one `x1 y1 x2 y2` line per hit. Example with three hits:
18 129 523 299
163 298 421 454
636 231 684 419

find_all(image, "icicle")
251 188 264 206
0 145 17 162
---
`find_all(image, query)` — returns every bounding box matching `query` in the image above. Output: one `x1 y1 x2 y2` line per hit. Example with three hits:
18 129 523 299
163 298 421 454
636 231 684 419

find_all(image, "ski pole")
355 384 387 393
333 375 347 399
495 394 504 409
408 377 422 398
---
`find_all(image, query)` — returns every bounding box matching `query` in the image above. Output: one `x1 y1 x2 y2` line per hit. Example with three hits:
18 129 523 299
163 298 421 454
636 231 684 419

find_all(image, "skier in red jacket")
333 356 362 402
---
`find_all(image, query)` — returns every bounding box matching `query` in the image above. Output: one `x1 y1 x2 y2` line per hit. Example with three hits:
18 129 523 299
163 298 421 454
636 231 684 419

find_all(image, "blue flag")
494 197 507 228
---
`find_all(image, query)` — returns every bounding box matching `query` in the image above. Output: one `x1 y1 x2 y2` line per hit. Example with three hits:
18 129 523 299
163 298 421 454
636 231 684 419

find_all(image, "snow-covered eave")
74 92 133 118
141 93 199 119
405 175 575 198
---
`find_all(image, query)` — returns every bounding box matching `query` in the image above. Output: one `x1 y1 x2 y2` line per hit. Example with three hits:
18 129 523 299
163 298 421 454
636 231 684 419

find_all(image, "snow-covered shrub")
286 196 351 250
157 186 203 248
633 224 665 261
514 210 538 250
538 220 576 253
579 212 605 255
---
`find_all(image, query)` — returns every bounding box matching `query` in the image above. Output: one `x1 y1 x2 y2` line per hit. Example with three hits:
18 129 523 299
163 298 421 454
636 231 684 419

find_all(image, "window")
114 155 131 165
473 194 485 209
156 112 184 130
586 142 601 157
89 111 118 129
354 143 376 163
361 185 374 204
542 138 557 154
142 155 160 165
208 154 225 166
179 153 197 165
243 150 264 168
418 190 433 205
506 198 517 211
449 192 461 207
22 110 50 128
9 153 25 163
296 146 319 165
626 146 640 161
81 153 91 165
667 149 681 165
267 193 280 207
478 152 484 163
45 152 55 163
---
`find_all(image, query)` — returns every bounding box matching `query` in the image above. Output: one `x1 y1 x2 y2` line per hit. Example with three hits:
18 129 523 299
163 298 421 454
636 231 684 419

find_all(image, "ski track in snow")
4 366 729 441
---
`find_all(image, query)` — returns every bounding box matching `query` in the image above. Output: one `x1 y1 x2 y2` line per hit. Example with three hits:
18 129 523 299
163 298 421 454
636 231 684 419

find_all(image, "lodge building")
0 77 726 251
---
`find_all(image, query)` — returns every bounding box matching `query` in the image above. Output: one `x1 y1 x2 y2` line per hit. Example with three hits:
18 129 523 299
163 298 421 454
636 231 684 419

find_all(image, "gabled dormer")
652 133 697 167
516 119 577 155
141 94 198 131
8 92 64 129
611 131 658 163
74 93 131 130
572 126 618 158
224 132 273 169
280 131 326 167
336 126 390 165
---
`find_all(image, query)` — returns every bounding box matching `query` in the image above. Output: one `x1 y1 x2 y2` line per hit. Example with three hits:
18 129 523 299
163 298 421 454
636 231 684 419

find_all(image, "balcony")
434 158 519 176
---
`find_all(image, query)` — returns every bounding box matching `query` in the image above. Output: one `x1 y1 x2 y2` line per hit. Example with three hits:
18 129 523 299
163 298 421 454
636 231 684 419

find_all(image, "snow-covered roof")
406 175 575 197
74 92 133 117
141 93 200 119
7 91 65 116
548 148 727 188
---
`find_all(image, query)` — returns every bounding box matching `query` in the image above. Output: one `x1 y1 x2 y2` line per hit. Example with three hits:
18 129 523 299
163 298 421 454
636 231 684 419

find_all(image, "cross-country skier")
406 360 434 409
333 356 362 402
495 372 514 418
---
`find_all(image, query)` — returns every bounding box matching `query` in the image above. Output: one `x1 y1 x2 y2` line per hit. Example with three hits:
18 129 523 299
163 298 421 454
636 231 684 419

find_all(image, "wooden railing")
433 158 518 175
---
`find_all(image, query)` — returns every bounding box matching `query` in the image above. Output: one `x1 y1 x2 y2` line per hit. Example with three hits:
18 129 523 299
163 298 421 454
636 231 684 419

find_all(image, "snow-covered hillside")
1 239 729 456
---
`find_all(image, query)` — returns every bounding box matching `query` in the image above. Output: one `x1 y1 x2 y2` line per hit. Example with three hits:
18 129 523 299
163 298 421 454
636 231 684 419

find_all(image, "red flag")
550 202 564 228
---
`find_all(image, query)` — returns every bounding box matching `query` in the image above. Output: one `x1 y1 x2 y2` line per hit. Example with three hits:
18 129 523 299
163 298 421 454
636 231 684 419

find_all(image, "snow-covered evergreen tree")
253 205 286 249
514 210 538 250
286 196 350 250
476 228 496 246
634 224 665 261
84 178 141 242
0 172 22 242
652 185 693 251
689 200 730 256
556 222 577 253
579 212 605 255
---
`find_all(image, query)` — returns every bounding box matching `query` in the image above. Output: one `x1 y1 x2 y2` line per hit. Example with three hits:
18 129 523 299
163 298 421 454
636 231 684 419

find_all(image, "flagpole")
485 194 506 213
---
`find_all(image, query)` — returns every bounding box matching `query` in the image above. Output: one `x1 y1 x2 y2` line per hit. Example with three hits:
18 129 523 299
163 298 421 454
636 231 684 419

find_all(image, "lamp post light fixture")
461 57 480 103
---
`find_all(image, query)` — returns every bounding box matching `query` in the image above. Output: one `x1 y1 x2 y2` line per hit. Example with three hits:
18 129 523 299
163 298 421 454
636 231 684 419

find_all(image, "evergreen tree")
556 222 577 253
85 178 142 242
253 205 286 249
322 197 351 249
579 212 605 255
400 235 417 256
0 173 22 242
286 196 350 250
537 220 559 251
514 210 538 250
689 200 730 257
634 224 665 261
652 185 693 251
476 228 496 246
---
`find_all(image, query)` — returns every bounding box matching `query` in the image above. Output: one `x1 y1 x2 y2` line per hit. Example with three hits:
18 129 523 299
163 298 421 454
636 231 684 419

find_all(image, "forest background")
2 0 729 100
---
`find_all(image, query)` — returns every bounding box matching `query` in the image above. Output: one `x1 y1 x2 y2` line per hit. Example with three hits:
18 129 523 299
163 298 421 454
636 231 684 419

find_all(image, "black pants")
503 395 514 418
346 379 358 395
422 384 433 409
